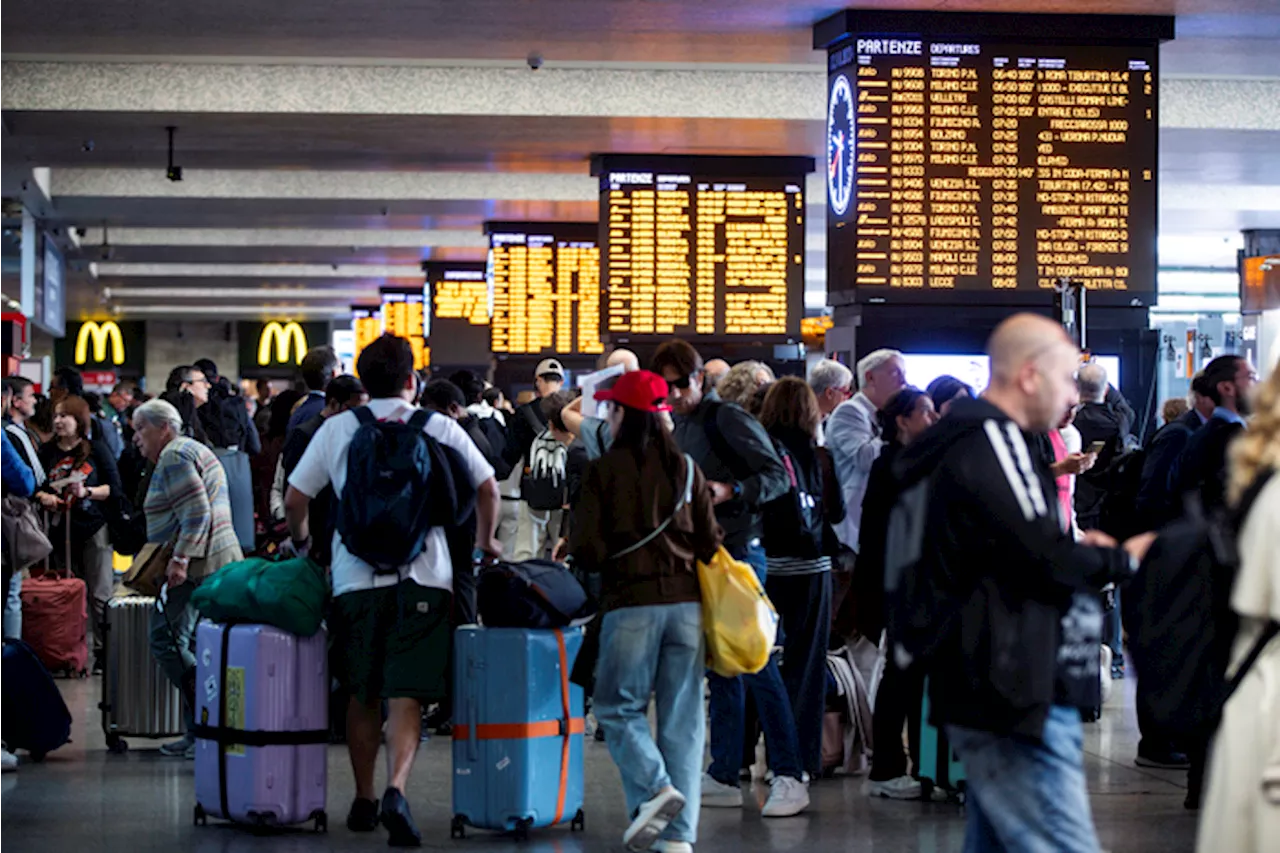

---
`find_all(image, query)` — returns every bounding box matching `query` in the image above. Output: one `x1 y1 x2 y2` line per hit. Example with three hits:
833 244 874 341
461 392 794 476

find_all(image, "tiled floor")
1 676 1198 852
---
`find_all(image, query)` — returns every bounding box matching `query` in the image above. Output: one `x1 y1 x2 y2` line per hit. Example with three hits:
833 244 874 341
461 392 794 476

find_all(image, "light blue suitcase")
450 626 586 840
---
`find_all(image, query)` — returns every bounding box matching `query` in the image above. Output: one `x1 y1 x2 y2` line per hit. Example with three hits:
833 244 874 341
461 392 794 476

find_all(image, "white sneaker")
1 748 17 773
863 775 923 800
700 773 743 808
623 787 686 852
651 842 693 853
760 775 809 818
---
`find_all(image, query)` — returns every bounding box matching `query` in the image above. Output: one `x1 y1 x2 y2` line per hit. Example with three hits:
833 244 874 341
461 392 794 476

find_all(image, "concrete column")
144 320 238 392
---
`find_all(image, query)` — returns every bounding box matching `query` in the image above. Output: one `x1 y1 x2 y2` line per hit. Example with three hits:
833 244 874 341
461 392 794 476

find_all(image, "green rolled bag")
190 554 329 637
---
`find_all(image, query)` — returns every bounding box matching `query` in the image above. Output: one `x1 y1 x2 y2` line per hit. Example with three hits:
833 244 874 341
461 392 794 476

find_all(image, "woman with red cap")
571 370 723 853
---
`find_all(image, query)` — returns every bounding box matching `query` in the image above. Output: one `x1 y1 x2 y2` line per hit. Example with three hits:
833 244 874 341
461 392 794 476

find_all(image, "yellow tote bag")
697 547 779 677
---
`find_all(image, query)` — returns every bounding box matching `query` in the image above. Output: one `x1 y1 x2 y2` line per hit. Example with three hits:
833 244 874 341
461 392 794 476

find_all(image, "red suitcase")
21 507 89 676
21 573 89 676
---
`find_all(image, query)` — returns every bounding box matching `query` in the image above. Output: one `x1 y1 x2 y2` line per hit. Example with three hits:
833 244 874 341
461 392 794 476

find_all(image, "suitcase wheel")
194 804 207 827
28 750 46 763
571 809 585 832
450 815 467 839
514 817 533 842
106 734 129 755
311 810 328 833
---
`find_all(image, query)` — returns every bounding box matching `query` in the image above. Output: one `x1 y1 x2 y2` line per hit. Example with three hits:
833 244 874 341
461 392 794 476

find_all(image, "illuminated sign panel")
380 287 429 369
236 321 328 376
819 11 1167 299
75 321 125 366
258 321 307 366
486 223 603 357
350 306 382 374
593 155 811 341
424 261 493 366
56 320 146 374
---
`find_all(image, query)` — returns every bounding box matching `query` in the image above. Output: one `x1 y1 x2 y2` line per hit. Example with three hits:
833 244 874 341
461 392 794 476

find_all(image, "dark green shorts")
330 581 452 705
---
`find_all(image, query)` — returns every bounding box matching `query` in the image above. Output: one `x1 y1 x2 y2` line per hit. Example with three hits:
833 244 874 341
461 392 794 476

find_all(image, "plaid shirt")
144 436 238 567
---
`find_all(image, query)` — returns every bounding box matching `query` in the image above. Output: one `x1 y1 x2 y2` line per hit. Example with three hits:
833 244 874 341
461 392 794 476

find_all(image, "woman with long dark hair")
571 370 721 853
857 385 938 800
35 394 122 672
757 376 845 779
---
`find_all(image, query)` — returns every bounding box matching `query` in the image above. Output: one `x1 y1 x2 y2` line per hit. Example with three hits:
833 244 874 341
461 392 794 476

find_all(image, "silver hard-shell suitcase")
101 595 184 752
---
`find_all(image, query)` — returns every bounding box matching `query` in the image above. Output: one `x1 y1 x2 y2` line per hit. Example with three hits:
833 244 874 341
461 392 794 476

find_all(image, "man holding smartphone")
1072 362 1130 532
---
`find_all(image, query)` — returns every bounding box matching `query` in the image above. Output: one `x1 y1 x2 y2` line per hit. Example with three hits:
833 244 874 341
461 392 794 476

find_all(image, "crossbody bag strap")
609 454 696 560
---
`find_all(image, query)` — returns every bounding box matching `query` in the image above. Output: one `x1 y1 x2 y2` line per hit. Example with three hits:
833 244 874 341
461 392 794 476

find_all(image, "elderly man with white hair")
132 397 243 759
824 348 907 639
808 359 855 445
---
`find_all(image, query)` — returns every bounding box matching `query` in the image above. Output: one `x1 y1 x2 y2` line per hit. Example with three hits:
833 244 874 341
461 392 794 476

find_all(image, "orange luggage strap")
451 629 580 825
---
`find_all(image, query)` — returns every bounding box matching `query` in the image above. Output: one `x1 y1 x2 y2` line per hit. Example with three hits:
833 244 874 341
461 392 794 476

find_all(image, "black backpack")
520 428 568 511
336 407 472 574
476 559 595 629
1125 472 1274 735
761 439 824 560
1097 447 1148 539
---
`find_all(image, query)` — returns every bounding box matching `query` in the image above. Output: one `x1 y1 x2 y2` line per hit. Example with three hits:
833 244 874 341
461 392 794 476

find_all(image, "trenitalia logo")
258 321 307 366
74 321 125 366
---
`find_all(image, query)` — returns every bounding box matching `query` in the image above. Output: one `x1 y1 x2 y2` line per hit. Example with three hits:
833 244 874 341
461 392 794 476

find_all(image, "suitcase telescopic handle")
466 658 479 763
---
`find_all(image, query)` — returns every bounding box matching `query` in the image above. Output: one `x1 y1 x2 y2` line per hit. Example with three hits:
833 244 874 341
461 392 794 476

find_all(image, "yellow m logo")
74 321 125 366
258 321 307 366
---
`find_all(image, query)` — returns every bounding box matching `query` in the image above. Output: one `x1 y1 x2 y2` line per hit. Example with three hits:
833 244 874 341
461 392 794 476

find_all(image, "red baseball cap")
595 370 672 413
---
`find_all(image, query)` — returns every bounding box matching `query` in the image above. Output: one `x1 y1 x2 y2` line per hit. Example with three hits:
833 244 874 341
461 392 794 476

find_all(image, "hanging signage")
258 321 308 366
54 320 146 375
237 321 329 376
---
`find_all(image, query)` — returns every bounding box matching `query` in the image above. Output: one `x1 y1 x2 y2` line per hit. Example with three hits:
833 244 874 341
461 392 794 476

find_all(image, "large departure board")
380 287 429 369
817 11 1171 301
592 155 812 340
424 261 493 366
351 306 382 374
487 222 603 357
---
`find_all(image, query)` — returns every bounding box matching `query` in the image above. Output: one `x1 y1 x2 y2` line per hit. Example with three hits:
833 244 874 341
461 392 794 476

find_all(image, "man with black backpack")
886 315 1156 851
284 334 500 847
506 360 569 561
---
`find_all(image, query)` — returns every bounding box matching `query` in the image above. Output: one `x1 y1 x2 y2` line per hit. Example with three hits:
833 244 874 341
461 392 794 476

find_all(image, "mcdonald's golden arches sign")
238 321 329 376
55 320 145 372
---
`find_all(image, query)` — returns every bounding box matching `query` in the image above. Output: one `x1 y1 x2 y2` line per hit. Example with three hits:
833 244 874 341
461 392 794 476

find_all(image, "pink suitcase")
192 621 329 832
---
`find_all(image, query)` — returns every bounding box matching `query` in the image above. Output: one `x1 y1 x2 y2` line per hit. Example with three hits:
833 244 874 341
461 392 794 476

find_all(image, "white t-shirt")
288 398 495 597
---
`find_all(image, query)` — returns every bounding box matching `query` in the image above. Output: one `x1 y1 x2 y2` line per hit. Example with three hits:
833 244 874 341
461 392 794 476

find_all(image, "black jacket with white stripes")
893 397 1134 741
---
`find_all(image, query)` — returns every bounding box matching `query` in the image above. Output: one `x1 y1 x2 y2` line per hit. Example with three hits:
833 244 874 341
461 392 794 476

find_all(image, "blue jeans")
594 602 705 844
150 579 202 736
948 705 1101 853
4 572 22 640
707 543 803 784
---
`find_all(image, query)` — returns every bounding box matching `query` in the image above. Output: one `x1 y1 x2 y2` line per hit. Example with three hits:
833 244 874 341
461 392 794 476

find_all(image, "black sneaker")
1135 748 1190 770
347 798 380 832
381 787 422 848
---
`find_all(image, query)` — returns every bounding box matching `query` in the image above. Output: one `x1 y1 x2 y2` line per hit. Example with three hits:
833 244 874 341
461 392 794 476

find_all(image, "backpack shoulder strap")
408 408 431 432
353 406 375 427
610 454 696 561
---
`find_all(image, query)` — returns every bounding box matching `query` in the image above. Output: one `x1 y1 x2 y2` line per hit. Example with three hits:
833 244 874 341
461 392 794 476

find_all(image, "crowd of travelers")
2 318 1276 853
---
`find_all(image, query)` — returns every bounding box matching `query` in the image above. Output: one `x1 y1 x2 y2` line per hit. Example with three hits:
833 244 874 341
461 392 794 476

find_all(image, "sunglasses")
670 372 700 390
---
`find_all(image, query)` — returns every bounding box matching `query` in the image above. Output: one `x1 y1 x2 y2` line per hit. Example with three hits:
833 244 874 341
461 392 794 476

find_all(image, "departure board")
424 261 493 367
592 155 812 340
351 306 382 374
817 11 1170 300
380 287 429 369
486 222 603 357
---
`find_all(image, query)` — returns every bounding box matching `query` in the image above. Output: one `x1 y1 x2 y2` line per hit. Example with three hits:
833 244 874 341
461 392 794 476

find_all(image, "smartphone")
1086 440 1107 456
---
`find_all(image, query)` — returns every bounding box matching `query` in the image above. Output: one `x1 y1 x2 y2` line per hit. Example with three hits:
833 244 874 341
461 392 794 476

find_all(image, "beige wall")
144 321 239 393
